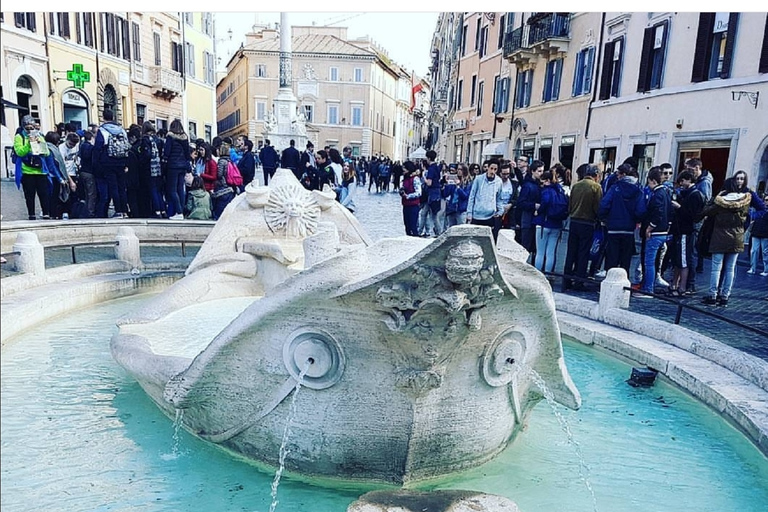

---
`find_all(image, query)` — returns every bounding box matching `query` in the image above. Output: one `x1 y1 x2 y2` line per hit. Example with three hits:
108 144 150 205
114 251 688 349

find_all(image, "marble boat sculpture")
112 169 581 484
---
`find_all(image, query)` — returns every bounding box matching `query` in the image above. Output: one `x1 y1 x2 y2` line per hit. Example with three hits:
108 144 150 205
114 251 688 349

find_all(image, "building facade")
180 12 217 142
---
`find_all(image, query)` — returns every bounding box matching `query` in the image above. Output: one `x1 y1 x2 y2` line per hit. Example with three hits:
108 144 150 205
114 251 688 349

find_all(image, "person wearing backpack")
211 142 236 220
161 119 192 220
534 170 568 273
93 109 130 218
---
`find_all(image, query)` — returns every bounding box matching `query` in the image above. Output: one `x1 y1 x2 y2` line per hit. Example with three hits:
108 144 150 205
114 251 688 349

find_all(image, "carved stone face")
445 242 484 286
265 184 320 238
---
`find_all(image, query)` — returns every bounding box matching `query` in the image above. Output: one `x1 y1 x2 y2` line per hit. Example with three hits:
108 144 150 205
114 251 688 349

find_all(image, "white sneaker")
169 214 184 220
747 269 756 275
595 270 607 278
655 274 670 288
761 271 768 277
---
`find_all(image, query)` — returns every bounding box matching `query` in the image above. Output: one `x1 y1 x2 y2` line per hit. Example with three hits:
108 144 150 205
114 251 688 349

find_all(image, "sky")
214 12 439 78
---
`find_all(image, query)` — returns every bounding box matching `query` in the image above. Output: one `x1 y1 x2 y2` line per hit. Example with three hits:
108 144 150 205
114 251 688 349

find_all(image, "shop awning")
482 141 508 157
409 147 427 160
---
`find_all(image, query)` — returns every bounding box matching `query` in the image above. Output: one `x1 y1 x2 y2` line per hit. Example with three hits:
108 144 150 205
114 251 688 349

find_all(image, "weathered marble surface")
347 489 521 512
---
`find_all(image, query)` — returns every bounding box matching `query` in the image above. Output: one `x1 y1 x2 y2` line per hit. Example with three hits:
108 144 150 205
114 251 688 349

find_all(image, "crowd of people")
12 114 766 304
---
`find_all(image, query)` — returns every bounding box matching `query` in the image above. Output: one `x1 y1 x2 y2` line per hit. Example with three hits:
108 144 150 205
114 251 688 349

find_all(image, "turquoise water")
2 293 767 512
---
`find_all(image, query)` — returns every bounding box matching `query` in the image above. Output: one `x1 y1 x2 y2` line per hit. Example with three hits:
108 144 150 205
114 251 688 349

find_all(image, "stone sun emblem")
264 184 320 238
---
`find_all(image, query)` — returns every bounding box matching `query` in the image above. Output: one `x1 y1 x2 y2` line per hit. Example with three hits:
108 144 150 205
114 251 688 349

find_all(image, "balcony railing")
528 13 570 46
503 26 527 58
150 66 182 99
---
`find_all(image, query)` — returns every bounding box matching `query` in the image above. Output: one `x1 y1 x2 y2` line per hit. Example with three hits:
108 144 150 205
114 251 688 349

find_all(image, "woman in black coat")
162 119 192 220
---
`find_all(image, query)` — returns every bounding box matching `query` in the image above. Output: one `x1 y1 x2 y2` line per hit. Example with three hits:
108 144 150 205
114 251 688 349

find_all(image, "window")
172 42 183 73
461 25 468 56
132 23 141 62
496 77 510 113
470 75 477 106
515 69 533 108
185 42 195 78
136 104 146 125
188 121 197 139
57 13 71 39
204 125 212 144
154 33 161 65
183 13 193 26
104 13 117 55
352 106 362 126
14 13 37 32
761 14 768 74
202 13 213 36
204 52 215 84
543 58 563 102
354 68 363 82
328 104 339 124
257 102 266 121
572 47 595 96
637 20 668 92
120 17 130 61
475 17 482 51
497 14 506 49
330 67 339 81
599 37 624 100
476 81 484 115
83 13 94 47
479 25 488 58
457 78 463 109
256 64 267 77
304 104 314 122
691 13 740 82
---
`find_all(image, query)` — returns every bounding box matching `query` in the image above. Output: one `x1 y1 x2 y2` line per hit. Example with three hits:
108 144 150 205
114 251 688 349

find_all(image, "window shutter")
760 14 768 73
14 13 24 28
553 59 562 100
27 13 36 32
612 38 624 97
572 51 582 96
599 41 614 100
720 13 739 79
584 47 595 94
691 13 715 83
122 19 131 61
75 13 82 44
637 27 654 92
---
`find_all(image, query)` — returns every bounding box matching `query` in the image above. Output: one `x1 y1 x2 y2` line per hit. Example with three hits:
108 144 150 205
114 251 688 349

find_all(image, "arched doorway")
97 68 123 124
102 85 117 117
62 89 90 131
15 75 38 125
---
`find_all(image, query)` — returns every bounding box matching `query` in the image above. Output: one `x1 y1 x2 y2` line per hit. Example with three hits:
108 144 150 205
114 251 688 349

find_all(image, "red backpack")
226 160 243 187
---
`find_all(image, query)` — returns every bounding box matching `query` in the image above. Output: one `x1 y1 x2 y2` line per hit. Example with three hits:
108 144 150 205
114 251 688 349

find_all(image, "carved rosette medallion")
264 185 320 238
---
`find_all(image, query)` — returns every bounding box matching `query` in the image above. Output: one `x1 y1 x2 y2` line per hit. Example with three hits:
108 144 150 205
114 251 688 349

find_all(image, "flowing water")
2 292 768 512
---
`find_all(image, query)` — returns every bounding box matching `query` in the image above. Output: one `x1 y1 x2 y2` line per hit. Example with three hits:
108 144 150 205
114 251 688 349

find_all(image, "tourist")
701 187 752 307
94 109 130 218
125 124 144 217
44 131 77 219
137 122 165 219
339 161 357 213
498 161 520 232
469 162 481 178
668 171 705 296
637 167 673 297
13 115 52 220
238 139 257 188
356 156 367 186
368 156 380 193
184 174 212 220
328 148 344 190
300 141 316 175
259 139 279 185
442 165 471 229
517 160 545 260
392 160 403 191
230 135 245 165
747 191 768 277
564 164 602 290
77 131 98 218
534 170 569 273
281 139 302 180
162 119 192 220
466 158 503 240
211 142 236 220
399 160 422 237
378 157 391 193
199 143 219 194
598 164 647 276
423 150 443 236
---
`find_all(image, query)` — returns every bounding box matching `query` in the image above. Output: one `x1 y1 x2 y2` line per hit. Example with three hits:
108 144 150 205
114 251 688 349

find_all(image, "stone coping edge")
555 297 768 457
0 270 183 346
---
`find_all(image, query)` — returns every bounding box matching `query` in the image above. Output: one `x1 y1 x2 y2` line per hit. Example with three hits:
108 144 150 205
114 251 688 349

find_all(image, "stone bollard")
12 231 45 275
599 267 631 319
115 226 142 269
303 221 340 268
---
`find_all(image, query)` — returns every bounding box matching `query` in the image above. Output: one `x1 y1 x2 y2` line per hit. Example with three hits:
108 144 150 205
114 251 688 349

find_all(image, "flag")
410 74 423 113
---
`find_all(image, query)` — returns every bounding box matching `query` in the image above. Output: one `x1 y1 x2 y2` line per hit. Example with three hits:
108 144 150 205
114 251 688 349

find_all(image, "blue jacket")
642 184 673 235
259 145 279 169
537 182 566 229
442 181 471 214
425 162 441 202
598 178 647 234
517 176 541 228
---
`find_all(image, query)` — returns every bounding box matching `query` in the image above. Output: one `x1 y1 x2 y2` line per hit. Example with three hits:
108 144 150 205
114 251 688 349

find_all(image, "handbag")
58 181 71 203
697 216 715 258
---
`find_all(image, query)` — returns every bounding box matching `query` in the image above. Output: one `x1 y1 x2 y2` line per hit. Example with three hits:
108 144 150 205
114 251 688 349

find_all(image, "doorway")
677 147 730 195
558 145 574 171
62 90 89 131
539 147 552 169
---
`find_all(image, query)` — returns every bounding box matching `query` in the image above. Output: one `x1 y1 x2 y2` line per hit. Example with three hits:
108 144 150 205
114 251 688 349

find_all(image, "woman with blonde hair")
339 160 357 213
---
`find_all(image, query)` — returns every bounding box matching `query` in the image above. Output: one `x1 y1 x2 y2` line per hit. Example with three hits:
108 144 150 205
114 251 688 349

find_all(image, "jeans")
165 168 186 217
149 176 165 214
749 237 768 273
535 226 561 273
605 233 635 276
564 220 594 282
520 226 536 256
78 171 97 217
709 252 738 299
641 235 666 293
403 204 419 236
444 211 467 230
96 168 127 216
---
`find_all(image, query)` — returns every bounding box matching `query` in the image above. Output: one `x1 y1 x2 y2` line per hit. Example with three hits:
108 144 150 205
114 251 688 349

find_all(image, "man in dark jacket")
77 131 98 217
259 139 279 185
669 171 706 294
237 139 257 187
564 164 602 289
639 167 673 295
281 139 302 180
516 160 545 259
598 164 647 275
93 109 130 218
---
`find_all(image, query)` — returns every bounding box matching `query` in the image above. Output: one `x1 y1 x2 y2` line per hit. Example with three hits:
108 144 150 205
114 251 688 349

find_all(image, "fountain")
112 169 580 485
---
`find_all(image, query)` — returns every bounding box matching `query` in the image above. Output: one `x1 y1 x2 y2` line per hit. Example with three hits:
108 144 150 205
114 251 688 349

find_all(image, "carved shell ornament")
264 184 320 238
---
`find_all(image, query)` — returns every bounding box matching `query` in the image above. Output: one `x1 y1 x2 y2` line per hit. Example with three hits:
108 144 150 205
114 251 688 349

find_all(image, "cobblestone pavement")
3 178 766 359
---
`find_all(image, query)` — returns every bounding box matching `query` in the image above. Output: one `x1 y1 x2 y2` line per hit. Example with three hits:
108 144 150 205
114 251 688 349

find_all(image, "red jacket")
201 159 218 192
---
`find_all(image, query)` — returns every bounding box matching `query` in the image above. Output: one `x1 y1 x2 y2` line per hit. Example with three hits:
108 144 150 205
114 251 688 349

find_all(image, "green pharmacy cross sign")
66 64 90 89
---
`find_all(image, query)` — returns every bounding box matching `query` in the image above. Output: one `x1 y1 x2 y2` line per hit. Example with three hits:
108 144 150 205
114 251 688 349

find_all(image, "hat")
21 115 36 127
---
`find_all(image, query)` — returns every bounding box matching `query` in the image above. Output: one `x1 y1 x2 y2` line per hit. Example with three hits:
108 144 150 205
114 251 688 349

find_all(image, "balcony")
503 26 536 68
150 66 182 100
527 13 571 58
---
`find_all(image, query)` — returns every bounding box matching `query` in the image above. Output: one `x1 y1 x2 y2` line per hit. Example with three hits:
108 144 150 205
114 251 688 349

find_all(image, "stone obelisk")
263 12 307 153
